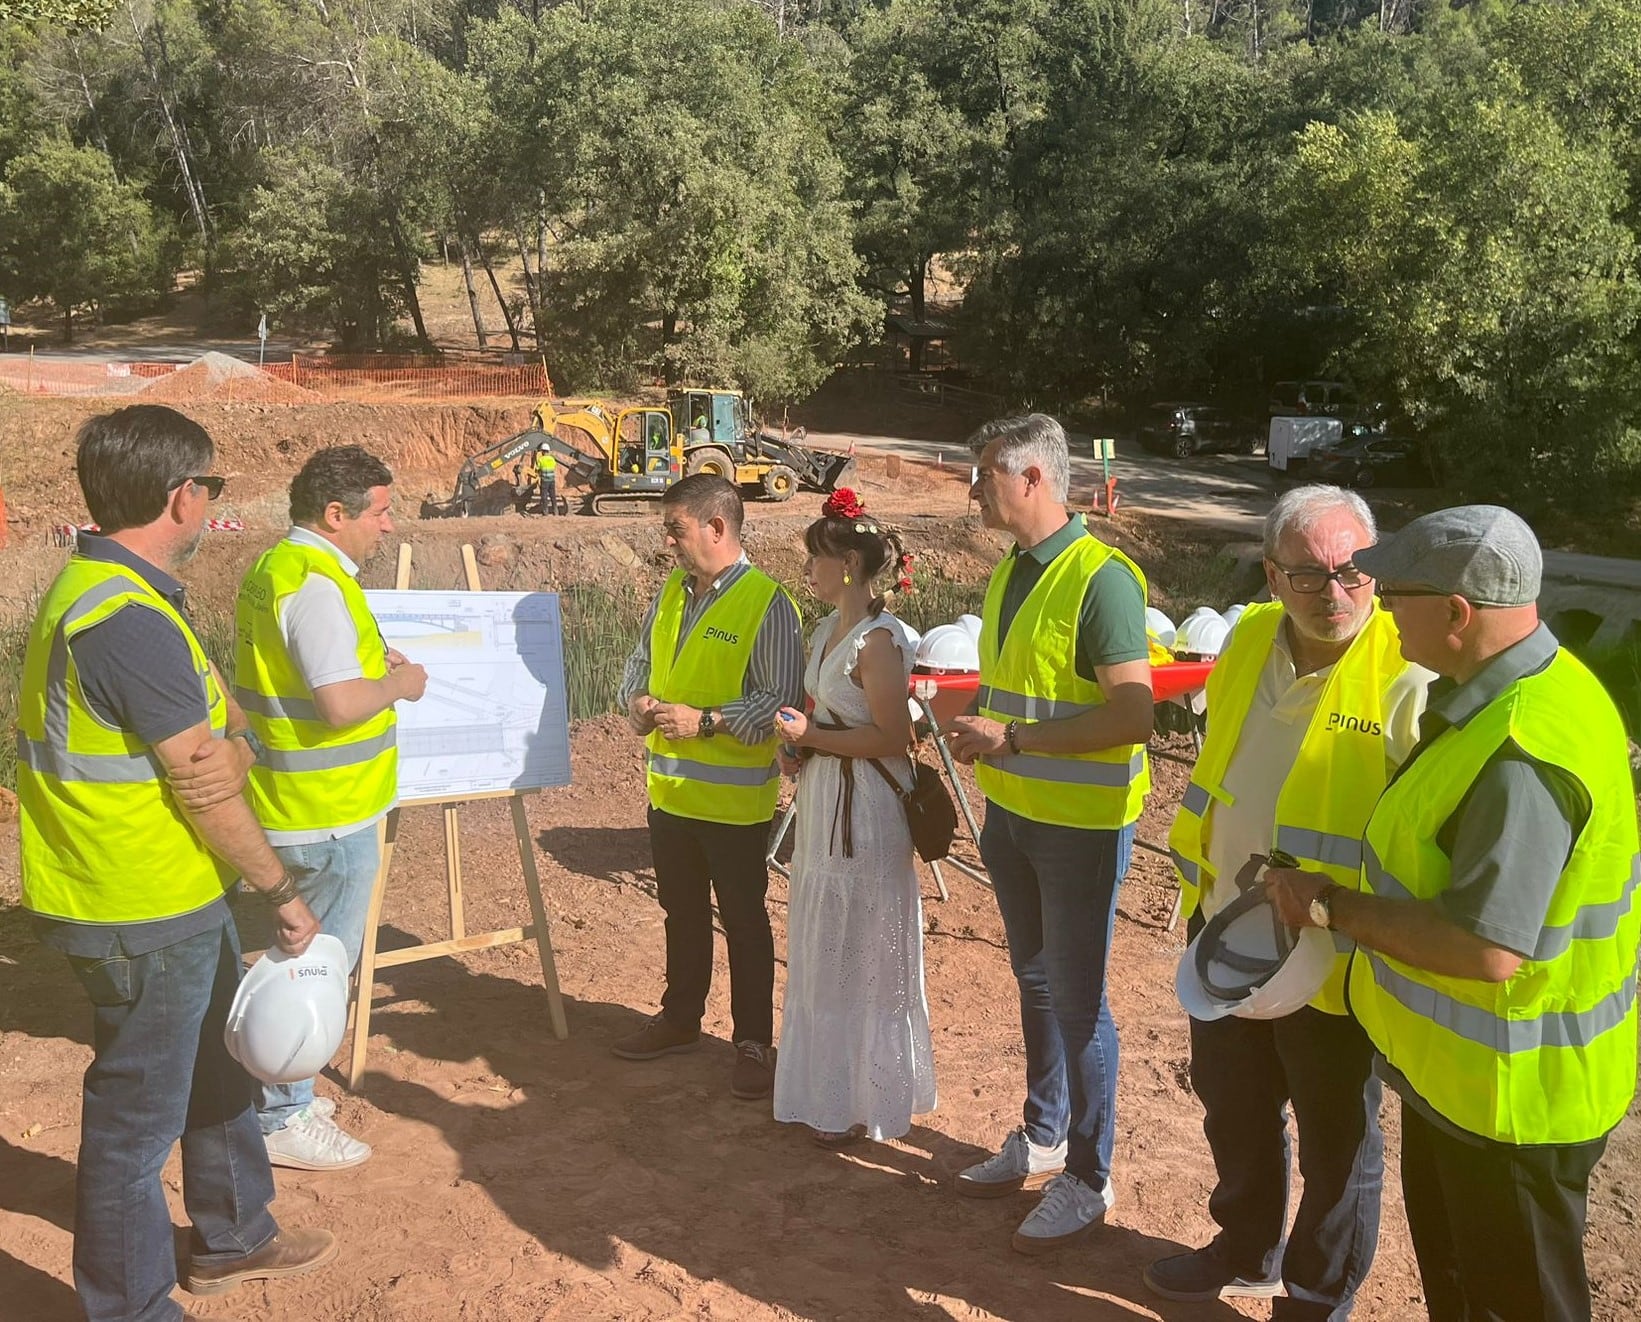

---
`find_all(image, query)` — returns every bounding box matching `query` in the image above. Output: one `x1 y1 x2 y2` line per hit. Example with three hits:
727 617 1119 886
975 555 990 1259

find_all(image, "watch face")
1309 895 1330 928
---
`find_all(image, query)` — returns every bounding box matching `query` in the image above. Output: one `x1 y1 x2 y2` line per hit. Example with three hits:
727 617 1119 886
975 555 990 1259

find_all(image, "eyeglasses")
173 475 226 500
1270 564 1371 594
1374 585 1449 602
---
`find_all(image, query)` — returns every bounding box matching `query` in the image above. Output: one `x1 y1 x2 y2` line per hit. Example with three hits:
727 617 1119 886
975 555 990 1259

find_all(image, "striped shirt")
618 556 805 744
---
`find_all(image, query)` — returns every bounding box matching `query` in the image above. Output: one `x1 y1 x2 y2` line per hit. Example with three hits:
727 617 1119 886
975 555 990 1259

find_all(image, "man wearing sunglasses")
229 445 427 1171
1149 484 1433 1314
17 405 338 1319
1267 505 1639 1322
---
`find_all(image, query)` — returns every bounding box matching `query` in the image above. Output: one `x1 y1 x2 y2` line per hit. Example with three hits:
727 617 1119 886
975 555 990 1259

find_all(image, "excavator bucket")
809 449 857 492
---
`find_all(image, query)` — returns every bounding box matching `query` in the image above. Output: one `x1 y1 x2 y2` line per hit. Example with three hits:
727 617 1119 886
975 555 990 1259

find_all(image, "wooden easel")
343 542 569 1089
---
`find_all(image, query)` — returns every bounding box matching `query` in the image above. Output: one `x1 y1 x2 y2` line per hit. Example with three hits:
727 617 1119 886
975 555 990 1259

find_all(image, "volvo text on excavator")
420 388 855 517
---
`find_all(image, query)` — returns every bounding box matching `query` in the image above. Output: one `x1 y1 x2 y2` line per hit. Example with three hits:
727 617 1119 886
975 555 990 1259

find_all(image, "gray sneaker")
1011 1172 1115 1253
264 1106 372 1172
955 1127 1067 1199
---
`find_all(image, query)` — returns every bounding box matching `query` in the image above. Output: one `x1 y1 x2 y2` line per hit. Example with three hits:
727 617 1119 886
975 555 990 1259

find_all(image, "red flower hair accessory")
823 488 865 520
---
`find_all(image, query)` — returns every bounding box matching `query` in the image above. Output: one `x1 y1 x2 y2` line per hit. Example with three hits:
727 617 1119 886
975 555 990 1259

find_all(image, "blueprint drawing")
363 589 572 803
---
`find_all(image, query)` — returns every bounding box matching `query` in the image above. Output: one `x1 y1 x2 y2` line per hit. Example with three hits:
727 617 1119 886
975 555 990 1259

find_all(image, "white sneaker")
955 1127 1067 1199
264 1106 372 1171
1012 1173 1115 1254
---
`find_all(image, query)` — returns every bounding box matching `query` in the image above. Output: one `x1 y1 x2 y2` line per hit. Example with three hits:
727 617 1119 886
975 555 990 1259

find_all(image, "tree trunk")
909 257 928 373
475 237 522 351
63 306 74 343
515 226 543 343
126 3 211 255
457 237 489 349
389 220 435 354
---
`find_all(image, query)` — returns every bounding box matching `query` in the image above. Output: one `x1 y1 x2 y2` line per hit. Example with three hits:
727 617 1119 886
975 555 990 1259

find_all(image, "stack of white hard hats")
1176 608 1231 659
224 935 351 1084
1176 880 1334 1021
914 619 981 673
1145 606 1178 650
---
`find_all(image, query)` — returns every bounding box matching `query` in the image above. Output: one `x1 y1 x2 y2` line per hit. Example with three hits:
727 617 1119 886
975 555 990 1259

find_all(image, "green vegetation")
3 0 1641 500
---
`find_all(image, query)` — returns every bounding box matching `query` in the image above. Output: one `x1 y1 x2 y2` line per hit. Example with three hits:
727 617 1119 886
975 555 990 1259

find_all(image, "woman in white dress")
771 490 937 1147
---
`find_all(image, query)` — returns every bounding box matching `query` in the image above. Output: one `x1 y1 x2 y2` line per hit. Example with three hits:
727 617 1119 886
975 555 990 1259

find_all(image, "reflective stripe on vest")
644 567 787 825
974 527 1150 829
18 558 233 924
1168 601 1410 1014
235 539 397 834
1348 648 1641 1144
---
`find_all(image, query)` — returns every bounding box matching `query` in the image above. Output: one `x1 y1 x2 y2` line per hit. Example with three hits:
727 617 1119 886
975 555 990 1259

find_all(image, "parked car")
1310 430 1440 488
1269 379 1359 418
1137 403 1261 458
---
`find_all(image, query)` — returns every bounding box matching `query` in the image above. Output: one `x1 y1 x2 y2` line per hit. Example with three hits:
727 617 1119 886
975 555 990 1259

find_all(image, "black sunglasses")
173 475 226 500
1270 564 1372 594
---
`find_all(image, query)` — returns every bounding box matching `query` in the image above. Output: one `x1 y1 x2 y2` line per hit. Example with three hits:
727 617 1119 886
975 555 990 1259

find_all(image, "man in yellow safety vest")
235 445 427 1170
535 443 558 514
945 414 1155 1254
1146 485 1432 1312
19 405 337 1318
1268 505 1640 1322
612 474 804 1100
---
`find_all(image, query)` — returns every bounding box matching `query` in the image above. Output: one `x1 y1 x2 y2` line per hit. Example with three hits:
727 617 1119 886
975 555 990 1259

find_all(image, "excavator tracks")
587 492 664 517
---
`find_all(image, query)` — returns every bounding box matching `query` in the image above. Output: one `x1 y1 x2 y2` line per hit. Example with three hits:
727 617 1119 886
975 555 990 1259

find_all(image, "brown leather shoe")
731 1040 775 1099
611 1012 702 1060
184 1227 338 1296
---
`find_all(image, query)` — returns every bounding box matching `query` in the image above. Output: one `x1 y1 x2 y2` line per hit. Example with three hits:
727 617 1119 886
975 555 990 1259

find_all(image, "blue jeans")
66 914 278 1322
980 800 1132 1188
257 827 380 1132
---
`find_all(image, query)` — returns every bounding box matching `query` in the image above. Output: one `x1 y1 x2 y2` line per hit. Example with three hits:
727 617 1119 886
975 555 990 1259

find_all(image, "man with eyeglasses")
17 405 339 1319
1148 484 1432 1314
1267 506 1639 1322
231 445 426 1170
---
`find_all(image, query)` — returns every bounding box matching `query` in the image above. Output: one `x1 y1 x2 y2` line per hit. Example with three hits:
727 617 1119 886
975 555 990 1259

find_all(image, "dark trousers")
648 806 775 1046
981 802 1132 1188
66 914 278 1322
1400 1102 1607 1322
1189 997 1384 1319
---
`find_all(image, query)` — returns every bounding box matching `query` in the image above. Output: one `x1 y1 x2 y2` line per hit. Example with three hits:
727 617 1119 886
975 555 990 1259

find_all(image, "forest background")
1 0 1639 519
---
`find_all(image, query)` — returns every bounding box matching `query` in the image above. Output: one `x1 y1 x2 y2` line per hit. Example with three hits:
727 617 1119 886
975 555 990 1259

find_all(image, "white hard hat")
915 622 980 673
1221 603 1247 630
224 935 350 1084
1145 607 1177 649
957 613 983 643
1176 612 1230 657
1176 886 1334 1022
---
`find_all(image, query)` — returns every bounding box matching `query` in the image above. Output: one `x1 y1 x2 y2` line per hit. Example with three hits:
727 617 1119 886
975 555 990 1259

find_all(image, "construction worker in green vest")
535 442 558 515
18 405 337 1317
943 413 1155 1254
235 445 426 1171
1267 505 1640 1322
612 474 804 1101
1145 485 1432 1312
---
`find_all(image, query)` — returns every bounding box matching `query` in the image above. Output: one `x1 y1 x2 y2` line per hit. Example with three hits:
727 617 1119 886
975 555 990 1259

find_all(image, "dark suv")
1137 403 1259 458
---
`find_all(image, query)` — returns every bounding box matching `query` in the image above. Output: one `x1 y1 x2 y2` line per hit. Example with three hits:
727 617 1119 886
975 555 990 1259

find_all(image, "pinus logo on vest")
703 627 740 644
1327 711 1383 736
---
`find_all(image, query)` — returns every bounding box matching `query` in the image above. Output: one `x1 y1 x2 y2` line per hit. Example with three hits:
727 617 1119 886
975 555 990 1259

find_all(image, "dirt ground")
1 387 1639 1321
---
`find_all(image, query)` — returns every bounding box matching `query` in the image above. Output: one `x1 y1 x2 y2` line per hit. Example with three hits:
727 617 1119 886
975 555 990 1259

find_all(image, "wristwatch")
698 708 718 739
1309 883 1343 930
227 728 266 764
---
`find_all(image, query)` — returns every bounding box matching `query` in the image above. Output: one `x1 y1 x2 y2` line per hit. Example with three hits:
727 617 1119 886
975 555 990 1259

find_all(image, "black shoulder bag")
868 755 959 863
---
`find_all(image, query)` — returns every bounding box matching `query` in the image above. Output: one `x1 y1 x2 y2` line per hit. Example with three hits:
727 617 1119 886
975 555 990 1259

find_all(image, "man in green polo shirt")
946 413 1155 1254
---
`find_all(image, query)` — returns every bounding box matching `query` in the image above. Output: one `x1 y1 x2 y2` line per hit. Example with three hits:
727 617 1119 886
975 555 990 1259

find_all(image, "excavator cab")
609 407 680 489
671 389 750 452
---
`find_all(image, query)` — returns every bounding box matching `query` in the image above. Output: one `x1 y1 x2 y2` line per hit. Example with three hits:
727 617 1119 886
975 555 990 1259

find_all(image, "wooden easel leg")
443 803 466 940
346 808 399 1089
512 794 568 1039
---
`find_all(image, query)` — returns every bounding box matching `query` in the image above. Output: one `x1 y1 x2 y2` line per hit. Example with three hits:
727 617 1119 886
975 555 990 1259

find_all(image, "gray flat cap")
1355 505 1541 607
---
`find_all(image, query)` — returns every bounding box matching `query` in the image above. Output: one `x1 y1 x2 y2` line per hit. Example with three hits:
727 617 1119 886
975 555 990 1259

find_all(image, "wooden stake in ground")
344 541 570 1089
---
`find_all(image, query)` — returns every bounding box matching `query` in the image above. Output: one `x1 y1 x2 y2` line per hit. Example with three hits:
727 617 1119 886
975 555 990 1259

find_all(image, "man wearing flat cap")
1266 505 1640 1322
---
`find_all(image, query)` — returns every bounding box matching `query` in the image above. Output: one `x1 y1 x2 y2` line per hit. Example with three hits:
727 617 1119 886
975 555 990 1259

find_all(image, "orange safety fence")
0 353 552 403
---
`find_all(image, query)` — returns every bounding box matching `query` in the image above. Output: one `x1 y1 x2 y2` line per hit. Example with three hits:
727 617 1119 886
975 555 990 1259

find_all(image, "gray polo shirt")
31 535 231 959
1369 623 1590 1139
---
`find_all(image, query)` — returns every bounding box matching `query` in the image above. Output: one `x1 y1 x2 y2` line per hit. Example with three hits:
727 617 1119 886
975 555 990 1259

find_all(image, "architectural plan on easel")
363 589 572 803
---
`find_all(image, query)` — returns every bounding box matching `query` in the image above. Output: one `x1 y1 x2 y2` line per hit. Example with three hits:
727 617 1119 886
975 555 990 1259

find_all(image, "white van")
1267 415 1342 472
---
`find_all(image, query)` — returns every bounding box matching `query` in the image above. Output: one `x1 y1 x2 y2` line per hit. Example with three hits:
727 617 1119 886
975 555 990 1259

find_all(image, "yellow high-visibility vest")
234 539 397 835
975 532 1150 828
645 567 786 825
1169 601 1410 1013
19 558 233 923
1350 647 1640 1144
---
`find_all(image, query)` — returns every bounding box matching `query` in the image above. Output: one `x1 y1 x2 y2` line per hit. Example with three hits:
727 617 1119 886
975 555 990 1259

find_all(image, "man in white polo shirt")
234 445 427 1169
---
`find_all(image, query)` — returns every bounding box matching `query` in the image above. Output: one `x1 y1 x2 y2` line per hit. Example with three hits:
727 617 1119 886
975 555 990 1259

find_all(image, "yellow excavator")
421 387 855 518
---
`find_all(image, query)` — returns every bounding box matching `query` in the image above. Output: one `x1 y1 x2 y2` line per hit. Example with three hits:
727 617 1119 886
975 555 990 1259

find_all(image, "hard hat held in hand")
1176 865 1334 1021
225 934 350 1084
